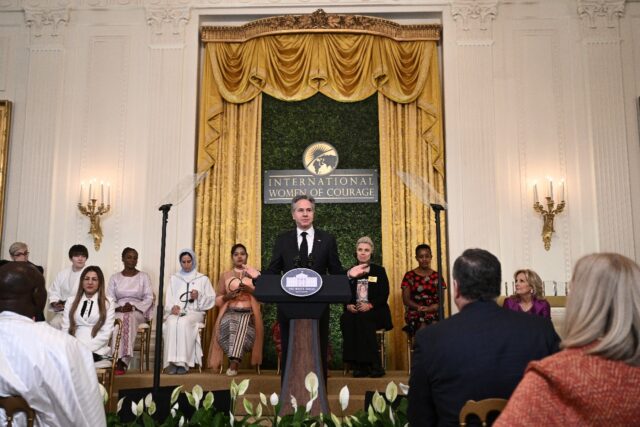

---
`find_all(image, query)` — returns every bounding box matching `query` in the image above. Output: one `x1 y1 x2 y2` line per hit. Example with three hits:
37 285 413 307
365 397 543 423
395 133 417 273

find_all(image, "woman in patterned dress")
207 243 263 376
401 244 446 335
107 247 154 374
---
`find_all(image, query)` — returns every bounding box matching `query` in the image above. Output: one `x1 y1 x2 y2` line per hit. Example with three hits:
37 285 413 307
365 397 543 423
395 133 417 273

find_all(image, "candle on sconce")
548 179 553 200
560 180 565 201
79 182 84 204
100 181 104 205
88 181 93 201
107 183 111 206
533 183 539 204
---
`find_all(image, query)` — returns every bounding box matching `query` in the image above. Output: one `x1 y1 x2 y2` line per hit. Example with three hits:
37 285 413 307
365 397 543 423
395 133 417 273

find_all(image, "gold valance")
201 9 441 42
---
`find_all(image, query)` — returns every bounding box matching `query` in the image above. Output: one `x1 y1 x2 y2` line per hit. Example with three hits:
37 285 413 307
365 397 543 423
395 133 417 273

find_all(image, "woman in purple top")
503 269 551 318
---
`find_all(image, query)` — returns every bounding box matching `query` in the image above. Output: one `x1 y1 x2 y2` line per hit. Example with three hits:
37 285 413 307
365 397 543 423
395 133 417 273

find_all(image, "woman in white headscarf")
163 249 215 374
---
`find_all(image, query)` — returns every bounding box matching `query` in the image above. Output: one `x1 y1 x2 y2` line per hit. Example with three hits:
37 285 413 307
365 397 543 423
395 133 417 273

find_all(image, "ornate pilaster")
24 7 69 45
145 6 190 47
451 0 498 38
577 0 634 256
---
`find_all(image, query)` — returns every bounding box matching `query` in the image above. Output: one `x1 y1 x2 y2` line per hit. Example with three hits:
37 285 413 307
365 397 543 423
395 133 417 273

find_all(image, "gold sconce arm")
533 197 565 251
78 199 111 251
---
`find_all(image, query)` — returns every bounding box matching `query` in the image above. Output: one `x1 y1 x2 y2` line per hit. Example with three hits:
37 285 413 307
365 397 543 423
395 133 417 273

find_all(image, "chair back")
0 396 36 427
459 398 507 427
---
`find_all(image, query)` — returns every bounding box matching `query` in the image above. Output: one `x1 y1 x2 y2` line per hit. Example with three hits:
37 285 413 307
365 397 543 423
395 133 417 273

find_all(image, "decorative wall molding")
450 0 498 32
24 7 69 42
577 0 625 29
145 6 190 46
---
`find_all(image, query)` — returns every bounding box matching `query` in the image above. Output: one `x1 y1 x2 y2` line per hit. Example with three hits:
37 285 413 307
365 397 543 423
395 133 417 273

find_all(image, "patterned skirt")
217 307 255 360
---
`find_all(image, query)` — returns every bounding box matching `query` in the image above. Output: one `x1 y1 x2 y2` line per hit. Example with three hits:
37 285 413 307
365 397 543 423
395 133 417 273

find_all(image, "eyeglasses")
12 251 29 257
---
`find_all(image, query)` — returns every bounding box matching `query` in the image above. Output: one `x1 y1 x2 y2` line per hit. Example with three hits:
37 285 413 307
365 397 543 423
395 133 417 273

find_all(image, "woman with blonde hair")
502 269 550 318
496 253 640 425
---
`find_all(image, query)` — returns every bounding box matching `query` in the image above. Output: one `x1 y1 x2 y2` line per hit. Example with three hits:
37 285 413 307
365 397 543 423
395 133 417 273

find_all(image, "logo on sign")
303 142 339 176
281 268 324 297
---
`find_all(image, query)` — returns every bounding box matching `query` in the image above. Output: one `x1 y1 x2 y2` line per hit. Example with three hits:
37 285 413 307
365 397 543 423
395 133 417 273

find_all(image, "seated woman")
62 266 115 366
107 247 154 375
207 243 263 376
401 244 446 336
163 249 215 375
496 253 640 425
502 269 550 318
341 237 392 378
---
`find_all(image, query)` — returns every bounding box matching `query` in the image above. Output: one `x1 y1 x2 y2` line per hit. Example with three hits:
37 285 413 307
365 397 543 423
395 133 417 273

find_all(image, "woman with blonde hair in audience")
495 253 640 426
62 266 115 365
502 269 551 318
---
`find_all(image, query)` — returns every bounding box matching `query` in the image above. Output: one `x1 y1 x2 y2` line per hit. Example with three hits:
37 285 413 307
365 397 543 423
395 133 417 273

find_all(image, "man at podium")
266 194 366 380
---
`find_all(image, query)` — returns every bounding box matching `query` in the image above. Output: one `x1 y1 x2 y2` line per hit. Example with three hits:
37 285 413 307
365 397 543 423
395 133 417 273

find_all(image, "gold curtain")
196 29 444 370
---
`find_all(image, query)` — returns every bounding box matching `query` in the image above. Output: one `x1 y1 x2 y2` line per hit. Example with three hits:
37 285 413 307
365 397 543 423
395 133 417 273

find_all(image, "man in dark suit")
408 248 560 426
266 194 366 380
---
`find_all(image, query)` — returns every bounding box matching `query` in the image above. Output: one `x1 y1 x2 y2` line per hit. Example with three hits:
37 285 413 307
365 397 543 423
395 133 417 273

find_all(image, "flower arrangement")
105 372 409 426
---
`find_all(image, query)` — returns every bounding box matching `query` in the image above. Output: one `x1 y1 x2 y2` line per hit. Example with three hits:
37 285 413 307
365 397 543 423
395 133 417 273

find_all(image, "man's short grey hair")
9 242 28 256
291 194 316 213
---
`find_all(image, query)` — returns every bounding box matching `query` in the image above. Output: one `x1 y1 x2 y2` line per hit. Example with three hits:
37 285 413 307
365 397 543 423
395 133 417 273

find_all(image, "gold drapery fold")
195 91 262 356
196 24 445 370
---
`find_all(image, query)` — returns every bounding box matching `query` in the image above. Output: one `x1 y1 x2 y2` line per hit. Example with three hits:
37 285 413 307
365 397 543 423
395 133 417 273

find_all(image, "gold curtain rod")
201 9 441 42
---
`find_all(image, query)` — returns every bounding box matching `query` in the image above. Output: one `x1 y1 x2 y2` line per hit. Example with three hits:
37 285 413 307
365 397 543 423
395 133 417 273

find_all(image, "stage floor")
112 369 409 415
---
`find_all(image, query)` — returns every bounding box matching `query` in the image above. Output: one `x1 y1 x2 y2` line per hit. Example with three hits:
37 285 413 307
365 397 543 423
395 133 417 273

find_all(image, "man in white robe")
0 262 106 427
163 249 215 374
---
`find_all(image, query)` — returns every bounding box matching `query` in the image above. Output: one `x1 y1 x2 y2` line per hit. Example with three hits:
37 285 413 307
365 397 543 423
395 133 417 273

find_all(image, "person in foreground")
341 236 392 378
0 262 106 427
8 241 45 321
502 269 550 318
407 248 560 427
108 247 154 374
495 253 640 426
62 266 116 365
208 243 263 376
163 249 215 375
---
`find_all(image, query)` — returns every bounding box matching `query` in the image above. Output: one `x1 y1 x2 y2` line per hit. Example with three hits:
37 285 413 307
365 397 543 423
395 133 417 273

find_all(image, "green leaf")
237 379 250 396
142 412 154 427
256 402 263 418
331 413 342 426
243 398 254 415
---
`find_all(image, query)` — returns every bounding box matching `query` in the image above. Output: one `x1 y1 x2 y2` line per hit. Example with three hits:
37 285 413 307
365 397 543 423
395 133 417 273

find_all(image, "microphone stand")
153 203 172 393
430 203 446 321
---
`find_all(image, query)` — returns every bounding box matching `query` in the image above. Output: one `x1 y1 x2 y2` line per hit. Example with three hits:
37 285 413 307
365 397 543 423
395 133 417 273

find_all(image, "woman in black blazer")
340 236 393 377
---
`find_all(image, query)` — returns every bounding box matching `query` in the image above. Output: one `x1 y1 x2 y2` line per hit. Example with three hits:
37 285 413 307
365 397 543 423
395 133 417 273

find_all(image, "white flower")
305 395 317 413
185 391 195 408
304 372 319 397
385 382 398 403
339 386 350 411
116 397 124 414
259 392 267 406
147 401 157 416
290 395 298 411
171 402 179 417
98 383 108 405
372 392 386 413
399 382 409 395
144 393 153 408
131 398 144 417
243 398 254 415
170 385 183 405
178 415 185 427
330 413 342 426
256 403 263 418
192 385 203 409
270 392 279 407
203 391 214 410
237 379 250 396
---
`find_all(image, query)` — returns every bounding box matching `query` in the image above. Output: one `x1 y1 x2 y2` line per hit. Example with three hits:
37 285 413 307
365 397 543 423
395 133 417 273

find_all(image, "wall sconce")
533 178 565 251
78 179 111 251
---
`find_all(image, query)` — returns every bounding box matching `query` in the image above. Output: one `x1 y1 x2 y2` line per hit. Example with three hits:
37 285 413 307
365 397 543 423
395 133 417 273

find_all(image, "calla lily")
330 413 342 426
185 391 195 408
256 402 263 418
98 383 108 405
147 401 157 416
372 392 386 413
203 391 214 410
270 392 279 406
178 415 185 427
290 395 298 411
230 380 238 399
385 382 398 402
116 397 124 414
170 385 183 405
304 372 319 396
192 385 203 408
243 398 254 415
305 395 317 413
339 386 350 411
399 382 409 395
144 393 153 408
367 405 377 423
259 392 267 406
171 402 179 417
131 401 139 417
237 379 250 396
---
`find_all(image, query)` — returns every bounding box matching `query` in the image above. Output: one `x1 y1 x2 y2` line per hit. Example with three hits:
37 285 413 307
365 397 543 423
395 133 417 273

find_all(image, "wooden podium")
255 273 350 415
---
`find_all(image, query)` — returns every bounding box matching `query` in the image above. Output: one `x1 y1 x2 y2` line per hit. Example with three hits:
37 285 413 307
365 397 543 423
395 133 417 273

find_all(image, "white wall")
1 0 639 293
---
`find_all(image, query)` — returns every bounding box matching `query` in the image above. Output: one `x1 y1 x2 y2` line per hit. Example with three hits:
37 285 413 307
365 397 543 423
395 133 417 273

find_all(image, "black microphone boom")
430 203 446 322
153 203 172 393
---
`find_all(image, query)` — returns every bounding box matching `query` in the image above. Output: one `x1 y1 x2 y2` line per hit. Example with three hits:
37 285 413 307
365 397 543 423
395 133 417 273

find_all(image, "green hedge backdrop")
260 93 381 369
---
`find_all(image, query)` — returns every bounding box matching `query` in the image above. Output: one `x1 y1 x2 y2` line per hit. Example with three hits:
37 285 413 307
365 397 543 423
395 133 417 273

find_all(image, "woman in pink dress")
502 269 550 318
107 247 154 374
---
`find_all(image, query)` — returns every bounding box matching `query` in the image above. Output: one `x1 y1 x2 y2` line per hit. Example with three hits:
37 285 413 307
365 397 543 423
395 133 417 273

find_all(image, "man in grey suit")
408 248 560 426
